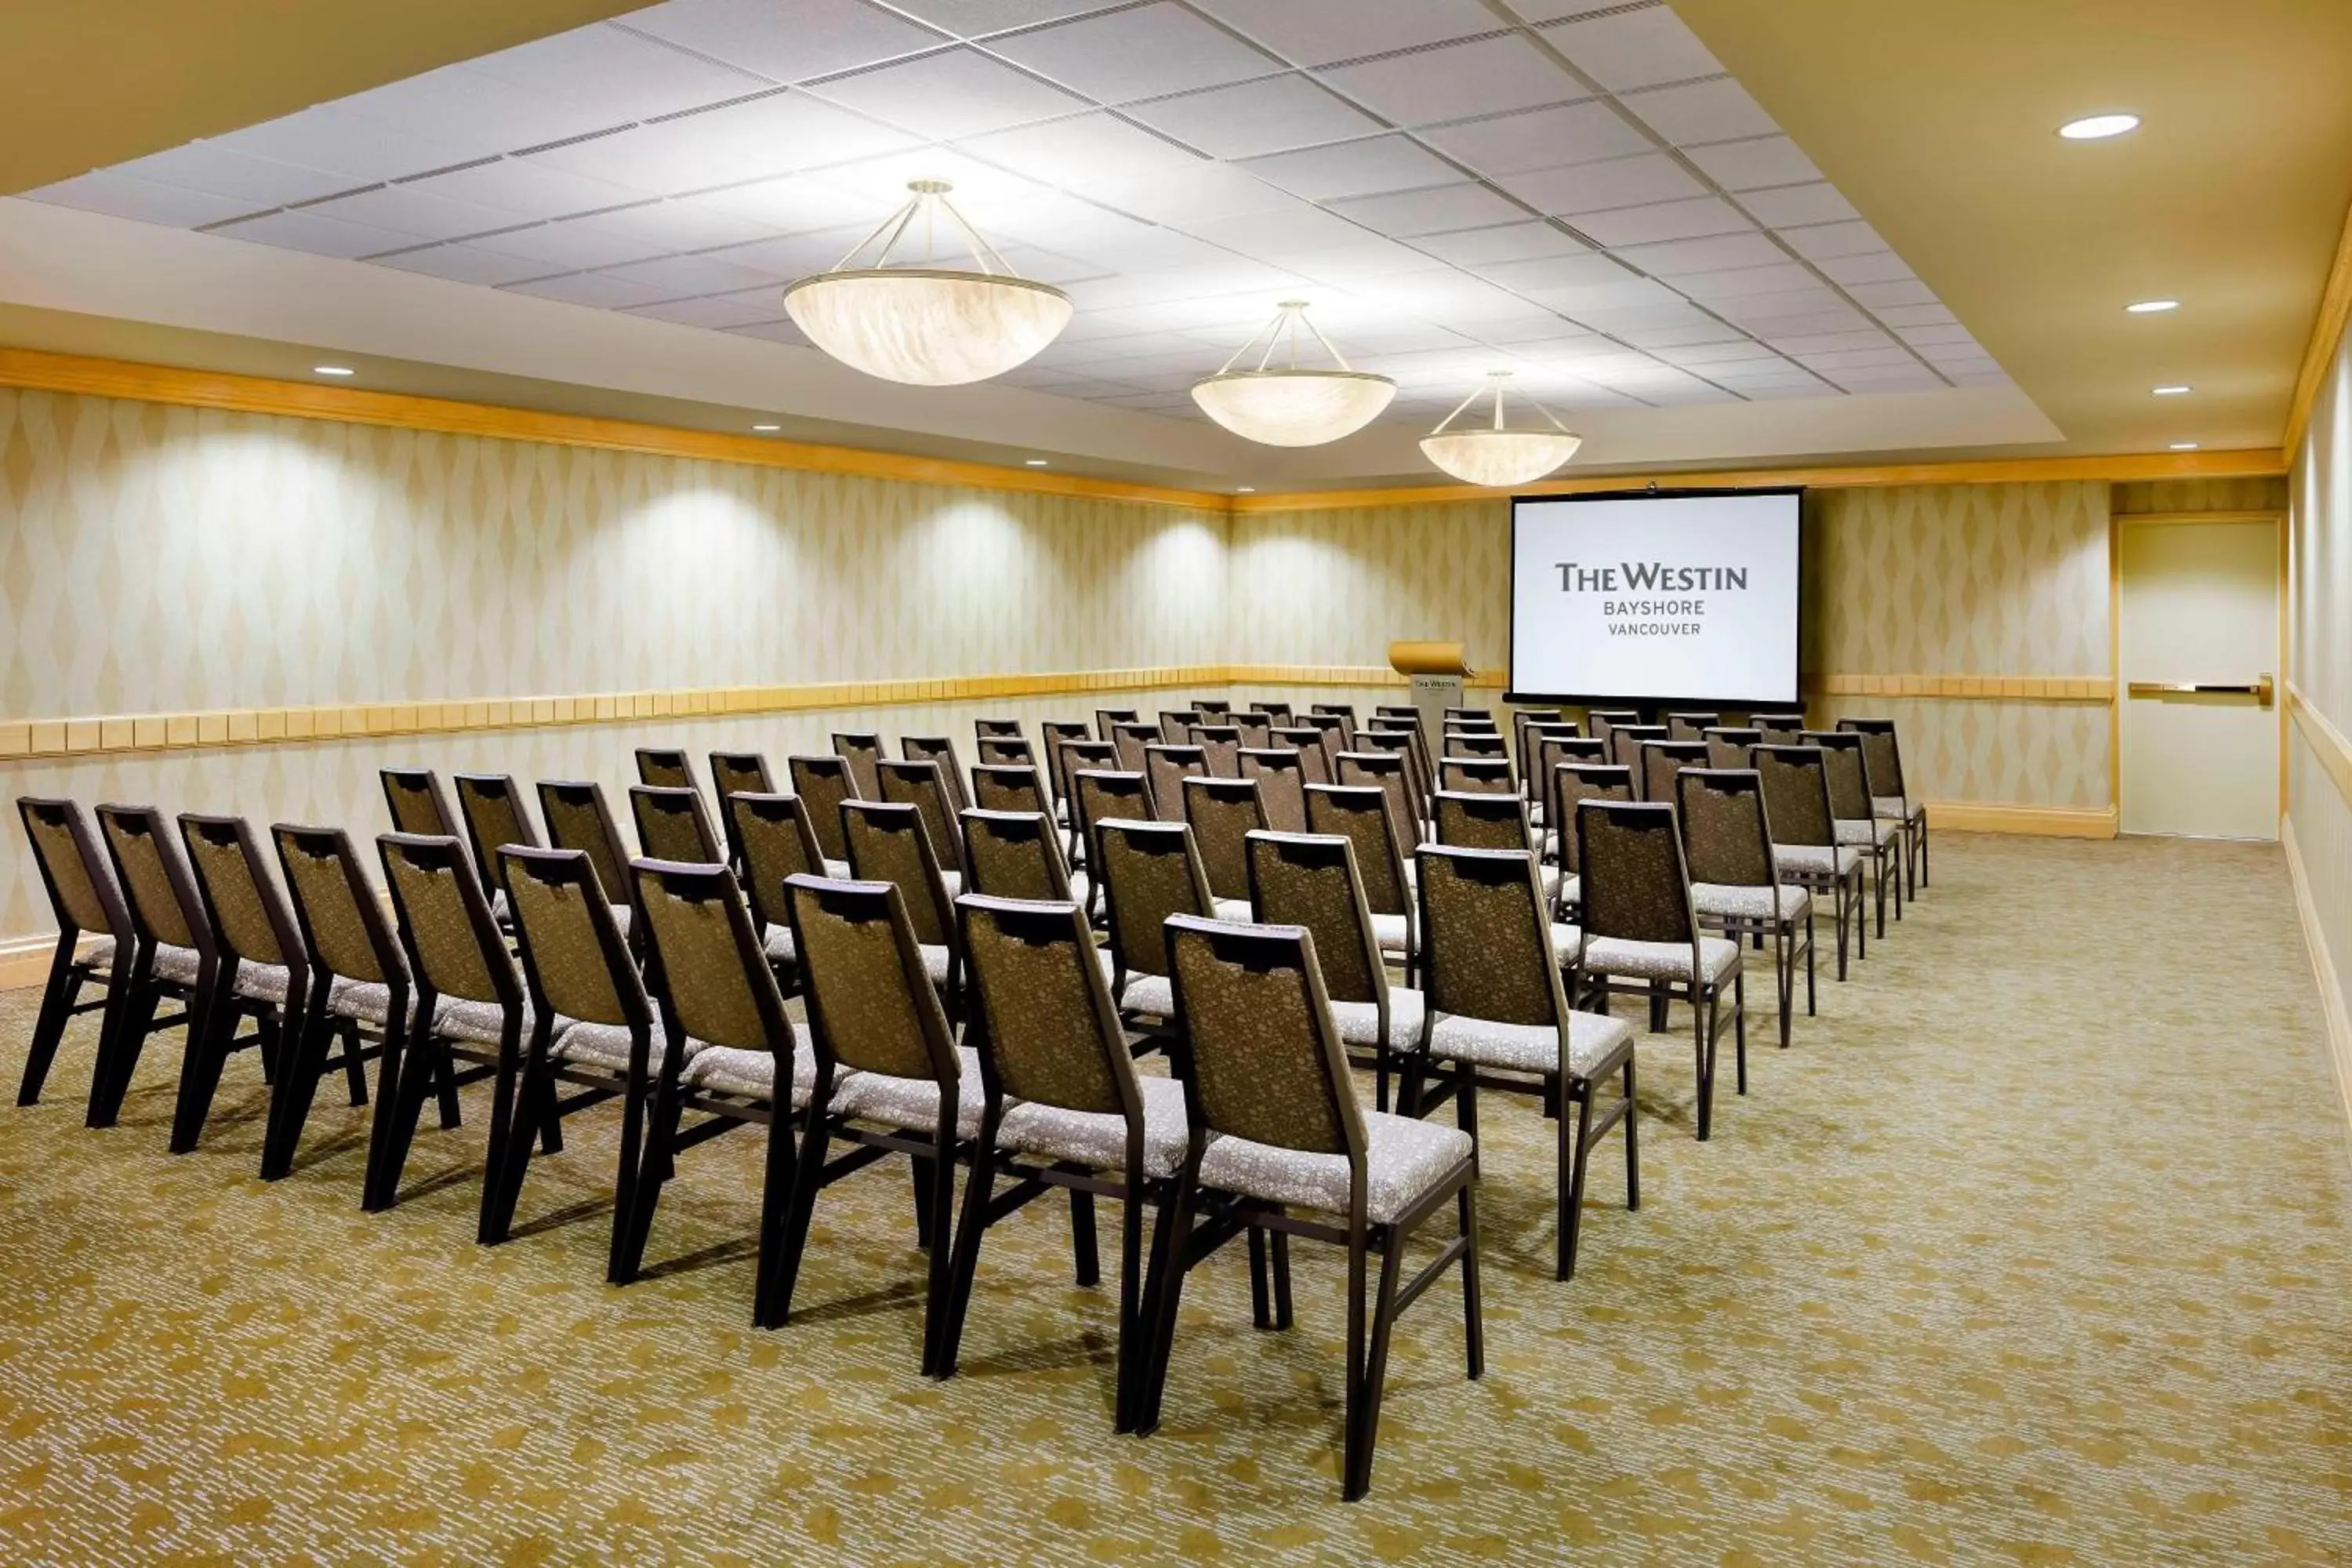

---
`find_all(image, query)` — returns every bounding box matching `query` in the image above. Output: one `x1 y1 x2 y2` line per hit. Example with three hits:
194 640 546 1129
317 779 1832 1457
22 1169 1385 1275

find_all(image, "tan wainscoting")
1806 673 2114 702
1925 802 2119 837
2281 815 2352 1167
0 935 62 993
2288 681 2352 807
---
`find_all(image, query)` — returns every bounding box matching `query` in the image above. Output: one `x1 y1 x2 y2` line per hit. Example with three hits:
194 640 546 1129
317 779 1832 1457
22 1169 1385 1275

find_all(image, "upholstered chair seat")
920 944 953 985
1213 896 1253 922
1775 842 1861 876
996 1075 1192 1177
1329 989 1426 1050
1120 972 1174 1017
149 942 204 985
1581 934 1741 984
1871 794 1910 820
680 1038 833 1107
549 1016 673 1074
1691 882 1811 921
764 926 797 964
1369 911 1411 955
1425 1008 1634 1079
1835 817 1901 849
834 1045 987 1138
1196 1112 1472 1225
79 934 119 970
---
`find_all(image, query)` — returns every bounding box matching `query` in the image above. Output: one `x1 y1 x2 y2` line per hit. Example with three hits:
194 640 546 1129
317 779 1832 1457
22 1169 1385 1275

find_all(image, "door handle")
2126 673 2274 707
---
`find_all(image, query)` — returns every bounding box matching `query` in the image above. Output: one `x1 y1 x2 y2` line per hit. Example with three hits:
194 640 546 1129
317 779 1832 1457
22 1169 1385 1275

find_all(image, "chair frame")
89 803 216 1133
14 797 135 1111
1750 744 1867 979
1675 769 1815 1050
174 811 311 1154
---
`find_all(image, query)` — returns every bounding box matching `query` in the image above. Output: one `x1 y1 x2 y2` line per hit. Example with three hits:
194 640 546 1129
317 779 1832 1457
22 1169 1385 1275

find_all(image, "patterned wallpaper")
1225 501 1512 674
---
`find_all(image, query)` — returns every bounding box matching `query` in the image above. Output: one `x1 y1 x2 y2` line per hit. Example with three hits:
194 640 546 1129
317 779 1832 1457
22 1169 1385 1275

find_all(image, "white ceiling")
24 0 2009 432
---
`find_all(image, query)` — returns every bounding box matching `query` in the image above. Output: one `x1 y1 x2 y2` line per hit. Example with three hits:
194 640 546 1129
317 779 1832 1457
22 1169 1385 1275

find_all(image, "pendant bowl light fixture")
784 180 1072 387
1419 370 1584 486
1190 300 1395 446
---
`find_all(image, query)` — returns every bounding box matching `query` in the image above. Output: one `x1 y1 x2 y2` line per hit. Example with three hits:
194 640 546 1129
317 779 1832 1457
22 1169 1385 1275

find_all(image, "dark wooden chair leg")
1114 1190 1149 1432
1132 1174 1198 1436
168 984 236 1154
87 973 162 1129
1732 973 1748 1094
1693 989 1717 1142
1248 1229 1274 1329
612 1073 682 1285
1270 1229 1294 1330
935 1141 999 1381
476 1042 530 1246
1557 1080 1594 1281
340 1018 368 1106
1457 1183 1483 1379
260 997 332 1181
757 1111 832 1327
909 1154 937 1252
604 1070 648 1285
365 1025 441 1213
750 1112 806 1330
18 943 85 1107
433 1047 463 1131
1342 1234 1405 1501
1069 1187 1100 1288
1622 1058 1640 1210
530 1071 563 1155
917 1134 959 1374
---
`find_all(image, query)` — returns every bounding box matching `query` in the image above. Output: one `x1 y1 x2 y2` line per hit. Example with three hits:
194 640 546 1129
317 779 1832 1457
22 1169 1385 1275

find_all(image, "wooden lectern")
1389 640 1473 739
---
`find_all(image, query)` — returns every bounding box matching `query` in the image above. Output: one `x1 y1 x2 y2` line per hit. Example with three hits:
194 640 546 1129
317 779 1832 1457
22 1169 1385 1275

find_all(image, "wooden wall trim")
0 347 1228 513
2289 680 2352 808
2281 815 2352 1171
1926 801 2118 838
1808 673 2114 703
2285 194 2352 460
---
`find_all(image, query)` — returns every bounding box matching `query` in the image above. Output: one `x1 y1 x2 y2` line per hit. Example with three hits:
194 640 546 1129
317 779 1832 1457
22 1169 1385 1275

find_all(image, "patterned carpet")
1 833 2348 1566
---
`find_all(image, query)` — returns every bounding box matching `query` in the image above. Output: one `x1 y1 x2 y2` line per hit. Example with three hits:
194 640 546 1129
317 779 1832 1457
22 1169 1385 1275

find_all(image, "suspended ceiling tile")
329 64 622 165
1668 260 1820 299
803 46 1089 137
723 318 812 344
464 23 769 122
397 159 649 223
1872 303 1959 329
107 142 361 209
681 173 902 235
1620 78 1777 146
986 2 1279 103
1795 346 1918 370
1704 287 1849 322
1541 7 1726 91
202 106 488 186
368 243 559 286
1654 339 1784 366
25 172 259 230
1413 220 1592 266
1189 0 1504 69
1417 101 1651 178
1846 278 1939 309
1178 198 1377 256
1572 195 1753 247
1106 164 1299 227
1494 153 1705 217
622 0 944 85
697 225 873 278
1529 276 1682 314
1732 307 1871 337
1767 328 1897 354
1329 182 1528 240
502 271 678 309
208 207 431 259
1606 230 1785 277
1501 0 1634 20
476 218 673 270
1681 133 1824 191
624 289 792 328
1736 181 1860 229
1776 218 1887 260
1318 34 1584 126
1610 318 1748 349
524 94 920 195
296 183 529 242
1121 73 1382 161
1474 252 1642 294
1237 134 1460 201
1812 249 1916 286
963 111 1207 198
597 250 794 296
1896 324 1978 348
568 198 779 252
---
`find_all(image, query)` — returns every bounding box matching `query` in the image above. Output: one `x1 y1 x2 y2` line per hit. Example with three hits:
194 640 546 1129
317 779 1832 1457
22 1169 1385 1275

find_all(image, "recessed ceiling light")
313 365 354 377
2125 299 2180 314
750 423 780 432
2059 113 2140 140
1025 459 1048 466
2152 385 2193 396
2169 441 2200 450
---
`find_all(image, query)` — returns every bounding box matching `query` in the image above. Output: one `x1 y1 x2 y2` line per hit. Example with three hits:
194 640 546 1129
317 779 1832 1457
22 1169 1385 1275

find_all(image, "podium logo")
1555 562 1749 593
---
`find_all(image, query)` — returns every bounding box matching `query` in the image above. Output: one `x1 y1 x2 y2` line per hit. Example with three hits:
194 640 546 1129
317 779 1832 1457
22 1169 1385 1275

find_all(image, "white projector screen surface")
1510 491 1802 705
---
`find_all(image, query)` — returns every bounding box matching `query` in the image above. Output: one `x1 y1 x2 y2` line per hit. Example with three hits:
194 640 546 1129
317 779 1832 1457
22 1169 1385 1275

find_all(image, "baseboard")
1924 801 2119 838
0 935 60 993
2281 817 2352 1170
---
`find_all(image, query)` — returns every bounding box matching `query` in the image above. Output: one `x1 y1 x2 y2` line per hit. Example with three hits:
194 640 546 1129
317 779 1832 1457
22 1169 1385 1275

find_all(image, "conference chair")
786 756 859 869
635 748 698 796
1187 723 1244 778
1144 743 1207 824
1304 709 1354 754
1433 790 1561 906
1573 799 1744 1141
1134 916 1479 1502
975 717 1025 747
959 808 1084 905
1370 713 1436 799
877 757 968 889
89 804 216 1133
1548 763 1633 923
708 753 775 866
1443 706 1493 730
1806 731 1899 937
1053 737 1120 834
1413 843 1635 1281
1842 717 1929 893
1232 713 1273 749
1520 721 1580 813
971 761 1053 821
975 735 1035 769
539 779 644 924
1664 712 1719 741
14 797 135 1110
1675 769 1813 1049
1247 829 1423 1112
899 737 972 816
1181 775 1268 916
1439 756 1518 797
1311 702 1358 735
1585 710 1642 743
1512 709 1566 772
1094 707 1139 740
1108 720 1159 776
936 893 1189 1421
1752 713 1807 746
727 791 829 993
1535 738 1610 839
1606 723 1668 772
630 784 725 867
1304 782 1418 982
1703 727 1763 770
381 768 459 839
452 773 539 917
1092 818 1218 1030
1335 751 1424 862
1192 698 1231 716
498 844 662 1283
1238 746 1311 833
1249 700 1294 723
1071 769 1152 921
830 733 886 802
176 813 312 1154
840 800 962 1008
1639 739 1710 804
1046 725 1105 815
1156 708 1203 745
1269 727 1336 785
1750 746 1865 978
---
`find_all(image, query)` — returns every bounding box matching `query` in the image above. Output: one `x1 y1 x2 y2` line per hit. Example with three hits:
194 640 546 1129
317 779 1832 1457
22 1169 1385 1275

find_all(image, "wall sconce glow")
784 180 1071 386
751 423 781 432
2151 386 2192 396
1419 371 1583 487
2169 441 2201 450
2058 113 2140 140
2125 299 2180 314
1191 301 1394 446
1024 459 1048 466
313 365 355 377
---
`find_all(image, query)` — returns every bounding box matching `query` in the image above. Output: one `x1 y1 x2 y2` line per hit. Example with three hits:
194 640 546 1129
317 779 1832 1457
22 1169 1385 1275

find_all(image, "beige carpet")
0 833 2348 1565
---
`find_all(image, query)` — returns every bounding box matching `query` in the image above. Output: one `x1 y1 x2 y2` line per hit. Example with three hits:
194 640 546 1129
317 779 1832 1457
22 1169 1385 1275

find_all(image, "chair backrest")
975 735 1035 768
1041 723 1094 801
1187 724 1243 778
1365 717 1433 798
1443 706 1494 730
1237 747 1309 833
1416 844 1569 1032
1434 789 1533 855
1664 711 1719 742
1676 769 1777 891
786 875 959 1083
1639 740 1711 804
1550 763 1634 873
1072 769 1150 877
708 751 775 808
1157 708 1203 744
959 894 1137 1120
727 792 826 933
1144 744 1207 823
1838 717 1909 803
1094 818 1215 980
786 755 857 864
840 799 956 950
1093 708 1138 740
1192 697 1231 716
1232 714 1272 750
635 748 697 793
1164 916 1365 1171
830 732 885 800
1182 775 1268 903
1804 731 1874 822
96 804 209 959
1248 700 1293 722
1751 745 1837 848
971 762 1053 819
960 808 1075 902
19 797 131 944
1108 720 1158 775
1606 724 1669 771
1703 728 1764 770
975 717 1025 745
1577 800 1699 949
1348 731 1426 828
1752 713 1808 746
1334 751 1419 857
501 845 648 1033
380 768 457 838
1268 728 1334 785
899 737 971 816
1300 710 1351 757
453 773 540 899
273 824 403 986
630 783 724 866
1243 830 1385 1007
634 859 793 1070
179 814 303 979
1585 709 1641 742
877 758 967 880
1311 702 1357 729
1513 709 1566 768
1439 756 1517 795
537 780 634 909
378 831 515 1009
1303 782 1410 919
1444 730 1508 760
1537 735 1610 794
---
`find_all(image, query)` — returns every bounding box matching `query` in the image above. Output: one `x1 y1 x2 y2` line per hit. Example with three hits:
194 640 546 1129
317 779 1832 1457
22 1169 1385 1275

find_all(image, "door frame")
2108 508 2289 836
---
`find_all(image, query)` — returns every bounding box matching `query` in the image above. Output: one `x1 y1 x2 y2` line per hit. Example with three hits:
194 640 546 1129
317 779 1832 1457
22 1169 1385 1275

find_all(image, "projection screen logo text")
1553 561 1749 637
